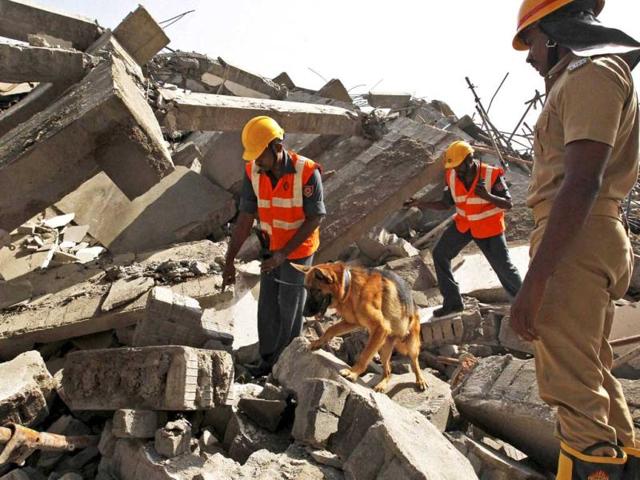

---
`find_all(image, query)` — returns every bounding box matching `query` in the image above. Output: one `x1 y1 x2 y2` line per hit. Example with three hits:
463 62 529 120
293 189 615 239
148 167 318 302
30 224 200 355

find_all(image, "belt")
532 198 622 224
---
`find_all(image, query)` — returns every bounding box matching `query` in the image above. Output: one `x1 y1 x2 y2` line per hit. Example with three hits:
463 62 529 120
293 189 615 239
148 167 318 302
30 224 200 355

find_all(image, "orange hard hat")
241 116 285 161
513 0 605 51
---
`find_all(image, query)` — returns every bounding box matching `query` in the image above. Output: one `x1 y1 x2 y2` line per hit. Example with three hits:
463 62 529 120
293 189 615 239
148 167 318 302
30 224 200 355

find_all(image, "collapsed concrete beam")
0 275 231 361
367 91 412 109
317 79 351 103
0 52 174 232
454 355 640 470
62 346 234 410
112 5 169 65
0 0 101 50
150 52 285 99
316 117 454 262
160 88 360 136
0 43 89 83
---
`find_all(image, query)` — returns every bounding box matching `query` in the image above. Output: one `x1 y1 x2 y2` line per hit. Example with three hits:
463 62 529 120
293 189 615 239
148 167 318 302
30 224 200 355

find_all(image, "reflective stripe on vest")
447 164 505 239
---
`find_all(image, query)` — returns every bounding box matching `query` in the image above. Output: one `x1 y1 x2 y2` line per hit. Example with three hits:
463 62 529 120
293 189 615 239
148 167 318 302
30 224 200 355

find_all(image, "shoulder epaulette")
567 58 589 72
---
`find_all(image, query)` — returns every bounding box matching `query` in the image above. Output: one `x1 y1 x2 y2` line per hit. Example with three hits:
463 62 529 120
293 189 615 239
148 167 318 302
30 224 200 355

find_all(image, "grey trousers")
433 223 522 307
258 254 313 366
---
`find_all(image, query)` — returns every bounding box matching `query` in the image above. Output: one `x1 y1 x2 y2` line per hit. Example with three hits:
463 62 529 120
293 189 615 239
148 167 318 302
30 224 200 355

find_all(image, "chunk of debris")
112 410 158 439
155 419 192 458
237 397 287 433
0 351 57 427
61 346 234 410
222 412 291 464
101 276 155 312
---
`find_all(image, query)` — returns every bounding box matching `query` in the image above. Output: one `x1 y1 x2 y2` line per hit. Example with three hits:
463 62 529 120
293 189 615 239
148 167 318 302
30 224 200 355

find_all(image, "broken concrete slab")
112 5 169 66
0 43 88 84
453 355 558 470
171 141 202 167
367 91 412 109
237 397 287 433
317 79 351 103
102 276 155 312
112 410 158 439
62 346 233 410
447 431 547 480
272 72 295 89
610 301 640 356
154 419 191 458
357 226 419 262
316 118 456 262
456 244 529 303
499 315 534 355
421 311 465 347
0 273 230 360
291 378 350 449
384 254 437 291
151 52 286 99
56 168 235 254
0 351 57 427
613 345 640 379
0 0 101 50
334 389 478 479
159 88 360 136
0 51 174 233
362 368 453 432
223 412 291 464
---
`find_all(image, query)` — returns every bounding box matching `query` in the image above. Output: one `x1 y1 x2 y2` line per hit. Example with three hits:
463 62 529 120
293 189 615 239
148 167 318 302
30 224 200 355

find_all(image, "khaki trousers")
530 211 636 452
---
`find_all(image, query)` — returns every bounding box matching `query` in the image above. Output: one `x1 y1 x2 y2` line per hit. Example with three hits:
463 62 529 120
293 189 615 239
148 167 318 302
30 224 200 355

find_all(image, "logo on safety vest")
587 470 609 480
303 185 314 197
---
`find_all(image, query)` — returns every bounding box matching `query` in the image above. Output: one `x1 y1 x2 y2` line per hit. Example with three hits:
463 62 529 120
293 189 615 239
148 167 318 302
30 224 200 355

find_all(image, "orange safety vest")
447 163 505 239
246 151 321 260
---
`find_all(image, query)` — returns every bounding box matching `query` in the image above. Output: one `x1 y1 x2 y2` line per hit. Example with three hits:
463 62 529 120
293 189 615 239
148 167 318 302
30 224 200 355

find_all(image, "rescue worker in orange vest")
222 116 326 377
406 140 522 317
510 0 640 478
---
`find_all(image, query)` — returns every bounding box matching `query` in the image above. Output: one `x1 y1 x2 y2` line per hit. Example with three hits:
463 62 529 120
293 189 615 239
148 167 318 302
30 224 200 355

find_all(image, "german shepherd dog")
291 262 427 393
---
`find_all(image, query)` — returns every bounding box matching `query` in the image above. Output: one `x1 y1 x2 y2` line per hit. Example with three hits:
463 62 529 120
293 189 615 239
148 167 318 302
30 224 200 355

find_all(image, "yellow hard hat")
241 116 285 161
513 0 605 51
444 141 474 169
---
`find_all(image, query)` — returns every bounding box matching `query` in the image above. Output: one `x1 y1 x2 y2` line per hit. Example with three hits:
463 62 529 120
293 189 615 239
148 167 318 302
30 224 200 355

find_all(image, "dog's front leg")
340 326 388 383
309 320 358 351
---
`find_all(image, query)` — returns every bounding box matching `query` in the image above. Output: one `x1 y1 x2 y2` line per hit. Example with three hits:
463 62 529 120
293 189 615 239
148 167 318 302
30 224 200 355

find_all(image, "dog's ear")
290 263 311 274
314 267 333 284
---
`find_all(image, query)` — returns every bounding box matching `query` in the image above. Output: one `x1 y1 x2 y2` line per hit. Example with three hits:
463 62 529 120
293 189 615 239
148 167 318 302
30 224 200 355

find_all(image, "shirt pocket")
533 110 550 159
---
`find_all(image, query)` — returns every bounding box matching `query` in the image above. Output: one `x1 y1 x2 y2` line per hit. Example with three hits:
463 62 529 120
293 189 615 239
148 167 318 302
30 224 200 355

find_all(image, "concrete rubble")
0 2 638 479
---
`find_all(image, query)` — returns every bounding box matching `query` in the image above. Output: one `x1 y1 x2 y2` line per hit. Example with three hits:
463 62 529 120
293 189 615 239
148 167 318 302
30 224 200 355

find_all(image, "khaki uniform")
530 53 639 452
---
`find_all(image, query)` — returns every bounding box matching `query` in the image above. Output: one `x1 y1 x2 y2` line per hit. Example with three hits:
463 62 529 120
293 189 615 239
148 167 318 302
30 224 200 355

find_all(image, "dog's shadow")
363 376 426 396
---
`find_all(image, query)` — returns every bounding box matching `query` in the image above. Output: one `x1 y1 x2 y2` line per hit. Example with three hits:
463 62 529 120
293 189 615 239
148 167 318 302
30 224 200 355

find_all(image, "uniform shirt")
239 151 326 216
442 170 511 206
528 54 640 208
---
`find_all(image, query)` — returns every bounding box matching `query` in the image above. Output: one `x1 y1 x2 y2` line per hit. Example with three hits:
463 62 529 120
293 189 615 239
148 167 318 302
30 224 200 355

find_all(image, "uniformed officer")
222 116 326 377
510 0 640 478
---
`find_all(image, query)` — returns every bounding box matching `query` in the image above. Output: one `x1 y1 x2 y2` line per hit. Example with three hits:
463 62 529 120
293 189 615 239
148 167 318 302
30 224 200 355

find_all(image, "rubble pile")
0 2 639 480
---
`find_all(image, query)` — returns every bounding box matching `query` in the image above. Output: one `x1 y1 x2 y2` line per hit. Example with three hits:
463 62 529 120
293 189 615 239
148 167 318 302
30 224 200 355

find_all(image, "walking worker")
406 140 522 317
221 116 326 377
510 0 640 478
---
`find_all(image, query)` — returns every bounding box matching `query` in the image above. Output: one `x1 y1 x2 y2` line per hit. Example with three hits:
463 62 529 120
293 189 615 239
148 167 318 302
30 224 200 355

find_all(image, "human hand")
509 274 546 342
221 261 236 290
261 251 286 274
474 180 492 201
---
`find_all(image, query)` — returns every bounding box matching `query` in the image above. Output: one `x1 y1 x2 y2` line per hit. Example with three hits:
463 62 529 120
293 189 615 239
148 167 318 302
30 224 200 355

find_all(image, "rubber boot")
556 442 627 480
623 447 640 480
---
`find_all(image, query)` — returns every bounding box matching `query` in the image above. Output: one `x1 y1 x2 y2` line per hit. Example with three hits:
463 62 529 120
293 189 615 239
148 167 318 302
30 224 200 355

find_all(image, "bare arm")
222 211 255 286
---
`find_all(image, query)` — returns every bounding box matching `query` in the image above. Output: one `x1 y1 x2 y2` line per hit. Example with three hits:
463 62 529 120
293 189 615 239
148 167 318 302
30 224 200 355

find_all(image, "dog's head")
290 263 345 317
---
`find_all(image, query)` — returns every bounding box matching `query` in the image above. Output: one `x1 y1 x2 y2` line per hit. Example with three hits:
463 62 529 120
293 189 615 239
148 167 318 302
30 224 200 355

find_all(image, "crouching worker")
406 140 522 317
221 116 326 377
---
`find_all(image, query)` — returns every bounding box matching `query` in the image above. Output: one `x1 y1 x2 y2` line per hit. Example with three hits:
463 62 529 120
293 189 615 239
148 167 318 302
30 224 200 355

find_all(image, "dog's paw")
308 340 323 351
339 368 359 383
416 379 428 392
373 382 388 393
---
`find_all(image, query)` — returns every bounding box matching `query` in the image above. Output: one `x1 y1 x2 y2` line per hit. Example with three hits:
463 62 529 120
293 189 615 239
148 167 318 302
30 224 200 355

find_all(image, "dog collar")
341 267 351 302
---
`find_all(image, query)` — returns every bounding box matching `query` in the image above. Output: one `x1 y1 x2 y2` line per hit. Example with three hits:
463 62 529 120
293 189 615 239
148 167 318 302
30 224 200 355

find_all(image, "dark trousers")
433 223 522 307
258 255 313 366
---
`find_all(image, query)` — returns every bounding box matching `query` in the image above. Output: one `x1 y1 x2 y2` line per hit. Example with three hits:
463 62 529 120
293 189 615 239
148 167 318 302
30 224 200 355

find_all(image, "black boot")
556 442 627 480
623 447 639 480
433 303 464 318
